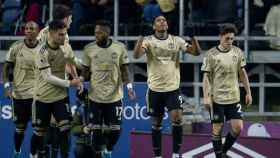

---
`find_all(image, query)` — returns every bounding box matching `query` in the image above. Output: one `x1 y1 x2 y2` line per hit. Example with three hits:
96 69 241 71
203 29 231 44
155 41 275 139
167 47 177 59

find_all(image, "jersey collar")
46 41 60 50
153 34 169 40
24 39 38 48
216 45 231 53
97 39 112 48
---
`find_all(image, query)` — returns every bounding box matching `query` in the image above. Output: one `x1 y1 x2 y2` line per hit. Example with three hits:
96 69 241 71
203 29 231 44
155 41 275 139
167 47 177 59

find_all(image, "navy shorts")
12 98 33 125
32 98 71 127
210 102 243 123
88 100 123 127
146 89 183 117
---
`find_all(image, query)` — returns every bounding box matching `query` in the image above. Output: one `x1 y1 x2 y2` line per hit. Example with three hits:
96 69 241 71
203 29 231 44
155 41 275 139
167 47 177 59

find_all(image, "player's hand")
138 35 151 50
70 79 81 87
4 88 12 98
128 88 136 100
83 126 91 134
245 93 252 106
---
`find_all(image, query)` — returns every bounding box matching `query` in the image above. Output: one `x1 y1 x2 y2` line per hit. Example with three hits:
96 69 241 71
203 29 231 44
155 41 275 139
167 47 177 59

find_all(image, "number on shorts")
237 104 242 113
115 106 123 121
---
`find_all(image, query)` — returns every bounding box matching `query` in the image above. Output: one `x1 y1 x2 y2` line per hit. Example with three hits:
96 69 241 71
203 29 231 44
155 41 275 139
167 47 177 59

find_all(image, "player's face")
95 25 109 43
153 16 168 32
24 22 39 40
51 28 67 45
219 33 235 50
64 15 72 29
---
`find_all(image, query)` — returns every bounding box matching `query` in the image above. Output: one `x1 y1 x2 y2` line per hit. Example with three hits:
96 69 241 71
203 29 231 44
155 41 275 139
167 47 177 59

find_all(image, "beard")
97 38 108 47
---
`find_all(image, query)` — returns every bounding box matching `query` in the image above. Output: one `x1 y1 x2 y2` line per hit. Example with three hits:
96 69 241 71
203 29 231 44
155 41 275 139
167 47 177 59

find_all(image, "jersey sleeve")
120 43 129 65
36 45 50 70
82 47 91 67
176 36 189 52
62 43 75 63
201 52 212 72
239 50 246 68
5 43 18 63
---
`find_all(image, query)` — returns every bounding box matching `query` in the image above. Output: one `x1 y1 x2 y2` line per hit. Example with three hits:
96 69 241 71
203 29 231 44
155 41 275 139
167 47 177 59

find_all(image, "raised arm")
133 36 147 59
185 36 201 56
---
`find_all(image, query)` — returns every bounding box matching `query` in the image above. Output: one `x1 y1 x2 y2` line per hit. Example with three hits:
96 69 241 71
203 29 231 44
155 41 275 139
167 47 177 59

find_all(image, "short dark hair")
49 20 66 31
53 4 72 20
219 23 238 35
153 15 164 24
95 20 112 29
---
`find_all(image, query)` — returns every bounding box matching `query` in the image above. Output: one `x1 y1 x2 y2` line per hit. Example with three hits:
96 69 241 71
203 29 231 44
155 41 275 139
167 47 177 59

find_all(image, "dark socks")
212 134 222 158
152 128 162 157
223 130 239 154
31 134 44 156
59 130 70 158
106 130 121 151
14 132 24 152
172 125 183 154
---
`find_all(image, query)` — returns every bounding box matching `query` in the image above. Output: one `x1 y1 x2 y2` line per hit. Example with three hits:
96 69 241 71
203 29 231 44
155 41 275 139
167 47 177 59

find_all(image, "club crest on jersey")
19 52 24 57
111 52 118 60
232 55 238 63
168 43 174 49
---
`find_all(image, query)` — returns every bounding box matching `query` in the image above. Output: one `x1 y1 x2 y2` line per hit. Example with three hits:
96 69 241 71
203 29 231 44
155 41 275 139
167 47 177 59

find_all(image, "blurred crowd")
0 0 280 38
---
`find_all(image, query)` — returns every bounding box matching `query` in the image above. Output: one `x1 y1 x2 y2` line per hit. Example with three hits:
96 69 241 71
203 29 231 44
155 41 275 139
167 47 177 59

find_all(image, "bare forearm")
66 64 78 79
240 69 251 95
187 37 201 56
202 73 210 98
121 64 132 84
133 36 145 59
3 62 13 83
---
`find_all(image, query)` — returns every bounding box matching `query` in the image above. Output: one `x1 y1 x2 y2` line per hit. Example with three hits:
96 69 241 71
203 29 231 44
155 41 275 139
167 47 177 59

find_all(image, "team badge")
168 43 174 49
232 55 238 63
111 52 118 59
